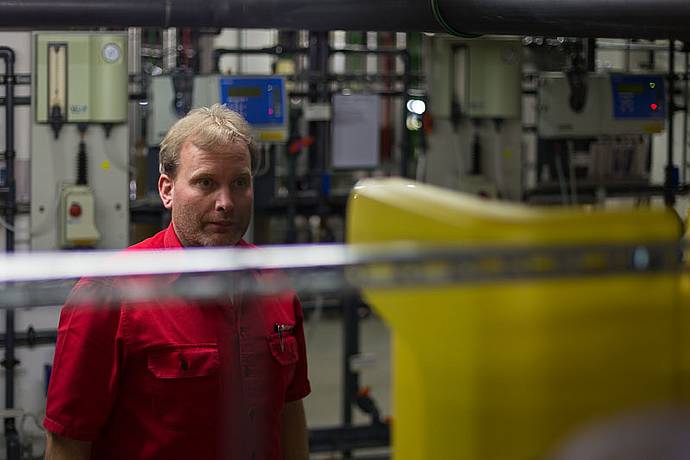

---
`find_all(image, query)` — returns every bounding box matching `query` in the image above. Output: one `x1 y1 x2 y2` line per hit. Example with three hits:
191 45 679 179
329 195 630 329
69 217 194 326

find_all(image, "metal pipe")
680 44 690 184
1 47 15 253
0 45 20 460
1 0 690 39
435 0 690 39
596 40 685 52
666 40 676 206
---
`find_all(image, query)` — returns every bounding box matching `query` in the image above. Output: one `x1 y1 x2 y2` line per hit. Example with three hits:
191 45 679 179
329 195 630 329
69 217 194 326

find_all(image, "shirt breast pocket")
267 332 299 386
147 345 220 431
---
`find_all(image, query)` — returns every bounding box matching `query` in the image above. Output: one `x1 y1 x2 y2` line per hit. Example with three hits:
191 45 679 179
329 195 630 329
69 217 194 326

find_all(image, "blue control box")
219 76 286 128
610 74 665 120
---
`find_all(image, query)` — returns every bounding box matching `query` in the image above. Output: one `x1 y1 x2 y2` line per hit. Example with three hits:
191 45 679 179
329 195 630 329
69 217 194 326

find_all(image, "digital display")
227 86 262 98
616 83 645 94
610 74 665 120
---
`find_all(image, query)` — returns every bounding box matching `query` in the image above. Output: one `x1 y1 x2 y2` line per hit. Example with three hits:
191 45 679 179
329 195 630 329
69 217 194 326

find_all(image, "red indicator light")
69 203 82 218
650 103 659 111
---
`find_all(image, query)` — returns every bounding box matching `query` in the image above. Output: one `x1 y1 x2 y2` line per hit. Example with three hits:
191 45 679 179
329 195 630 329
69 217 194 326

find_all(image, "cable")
567 140 578 204
0 216 15 233
429 0 482 38
555 152 569 205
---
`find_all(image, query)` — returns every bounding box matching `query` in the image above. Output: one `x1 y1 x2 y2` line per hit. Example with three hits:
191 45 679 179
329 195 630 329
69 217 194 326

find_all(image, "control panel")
219 76 287 142
610 73 665 120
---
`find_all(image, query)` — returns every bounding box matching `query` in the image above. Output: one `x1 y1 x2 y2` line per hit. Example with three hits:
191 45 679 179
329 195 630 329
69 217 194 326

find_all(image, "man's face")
158 140 253 247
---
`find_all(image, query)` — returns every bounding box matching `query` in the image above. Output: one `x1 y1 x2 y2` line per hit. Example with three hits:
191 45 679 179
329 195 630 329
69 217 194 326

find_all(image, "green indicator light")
650 82 656 89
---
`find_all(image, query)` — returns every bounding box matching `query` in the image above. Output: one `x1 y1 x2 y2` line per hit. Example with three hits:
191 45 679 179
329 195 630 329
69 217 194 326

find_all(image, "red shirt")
44 225 310 459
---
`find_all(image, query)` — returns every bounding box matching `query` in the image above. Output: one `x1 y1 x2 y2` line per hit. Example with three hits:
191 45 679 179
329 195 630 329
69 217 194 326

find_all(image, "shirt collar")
163 223 253 249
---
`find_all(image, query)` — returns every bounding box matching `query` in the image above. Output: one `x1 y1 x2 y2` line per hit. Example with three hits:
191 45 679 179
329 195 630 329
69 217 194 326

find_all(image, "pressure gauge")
102 43 121 63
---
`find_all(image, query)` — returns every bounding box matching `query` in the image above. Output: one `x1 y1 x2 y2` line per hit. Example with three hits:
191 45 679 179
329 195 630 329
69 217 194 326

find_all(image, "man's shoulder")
126 228 169 251
237 239 256 249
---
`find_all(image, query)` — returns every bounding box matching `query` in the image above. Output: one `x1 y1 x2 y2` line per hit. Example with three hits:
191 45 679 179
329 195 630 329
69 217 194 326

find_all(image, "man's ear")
158 174 174 210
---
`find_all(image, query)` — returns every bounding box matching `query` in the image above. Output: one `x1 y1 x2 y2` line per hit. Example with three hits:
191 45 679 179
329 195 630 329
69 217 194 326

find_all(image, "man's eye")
198 178 213 188
235 177 250 188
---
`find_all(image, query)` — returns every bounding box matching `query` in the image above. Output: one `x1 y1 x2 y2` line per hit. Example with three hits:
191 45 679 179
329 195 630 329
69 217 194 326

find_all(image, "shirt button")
244 366 251 377
248 408 255 420
239 326 247 337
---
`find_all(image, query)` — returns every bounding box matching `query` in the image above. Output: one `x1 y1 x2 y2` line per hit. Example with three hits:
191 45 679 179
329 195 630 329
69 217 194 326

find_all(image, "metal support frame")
307 31 330 199
309 424 390 454
0 44 21 460
341 295 360 458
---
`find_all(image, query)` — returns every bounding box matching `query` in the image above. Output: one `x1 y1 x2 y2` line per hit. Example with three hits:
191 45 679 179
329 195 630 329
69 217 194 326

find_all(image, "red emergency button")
69 203 82 218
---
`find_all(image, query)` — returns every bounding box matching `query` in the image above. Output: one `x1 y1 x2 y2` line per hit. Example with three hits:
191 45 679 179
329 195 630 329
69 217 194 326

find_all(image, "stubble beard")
172 204 243 247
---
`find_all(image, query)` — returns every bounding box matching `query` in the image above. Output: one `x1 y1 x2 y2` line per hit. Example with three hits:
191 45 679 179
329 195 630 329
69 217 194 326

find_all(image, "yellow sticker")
502 149 513 159
101 160 111 171
258 131 287 142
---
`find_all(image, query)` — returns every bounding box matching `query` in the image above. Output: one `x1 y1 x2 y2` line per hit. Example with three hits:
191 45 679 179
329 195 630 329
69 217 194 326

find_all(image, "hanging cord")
430 0 482 38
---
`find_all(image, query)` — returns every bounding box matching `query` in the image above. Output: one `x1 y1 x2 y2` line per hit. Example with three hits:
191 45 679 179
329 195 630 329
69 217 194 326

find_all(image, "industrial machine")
30 31 129 249
147 74 288 146
531 72 667 198
538 72 666 138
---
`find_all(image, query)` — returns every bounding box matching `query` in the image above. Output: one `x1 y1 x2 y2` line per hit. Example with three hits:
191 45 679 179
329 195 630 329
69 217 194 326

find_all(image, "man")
44 104 310 460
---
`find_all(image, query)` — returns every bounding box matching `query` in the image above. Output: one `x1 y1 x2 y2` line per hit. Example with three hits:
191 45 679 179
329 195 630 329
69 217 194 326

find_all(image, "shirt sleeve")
43 278 126 441
285 295 311 402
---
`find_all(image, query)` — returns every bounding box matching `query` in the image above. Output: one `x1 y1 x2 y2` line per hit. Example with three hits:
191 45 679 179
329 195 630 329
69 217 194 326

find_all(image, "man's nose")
215 186 234 212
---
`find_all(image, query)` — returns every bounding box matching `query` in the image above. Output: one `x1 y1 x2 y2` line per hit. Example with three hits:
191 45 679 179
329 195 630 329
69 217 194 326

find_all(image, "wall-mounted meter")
219 76 287 142
34 32 128 137
537 73 666 138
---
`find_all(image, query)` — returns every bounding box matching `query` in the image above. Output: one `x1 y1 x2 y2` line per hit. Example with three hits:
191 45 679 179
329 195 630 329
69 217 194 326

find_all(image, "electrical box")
34 32 128 124
147 75 288 146
461 39 522 119
58 184 101 248
537 73 666 138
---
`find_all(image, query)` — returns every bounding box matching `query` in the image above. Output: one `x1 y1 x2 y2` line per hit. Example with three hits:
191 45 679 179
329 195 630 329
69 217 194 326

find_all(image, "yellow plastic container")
346 178 687 460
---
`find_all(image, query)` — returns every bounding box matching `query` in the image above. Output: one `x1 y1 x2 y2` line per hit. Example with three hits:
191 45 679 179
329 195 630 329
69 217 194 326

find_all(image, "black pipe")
307 31 329 199
1 47 15 253
434 0 690 39
0 329 58 349
679 42 690 184
666 40 677 206
2 0 690 39
400 50 412 177
0 45 21 460
342 295 360 460
0 0 438 31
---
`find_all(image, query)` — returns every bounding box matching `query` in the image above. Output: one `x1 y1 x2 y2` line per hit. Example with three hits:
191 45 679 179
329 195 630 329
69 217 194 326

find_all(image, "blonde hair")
159 104 255 177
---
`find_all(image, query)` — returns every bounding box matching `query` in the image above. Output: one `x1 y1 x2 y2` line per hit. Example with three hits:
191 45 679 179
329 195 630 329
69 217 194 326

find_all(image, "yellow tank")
346 178 687 460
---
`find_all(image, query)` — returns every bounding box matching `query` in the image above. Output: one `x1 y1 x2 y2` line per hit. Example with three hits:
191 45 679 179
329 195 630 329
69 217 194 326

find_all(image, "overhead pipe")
0 0 689 39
